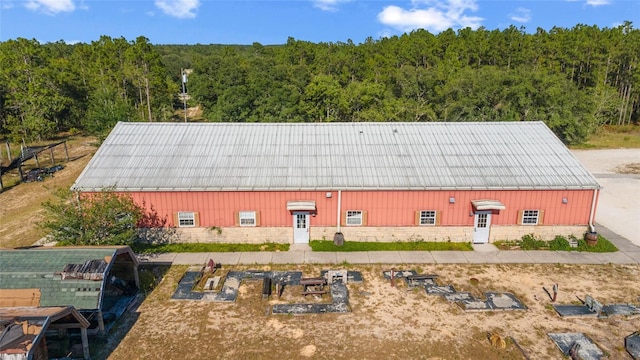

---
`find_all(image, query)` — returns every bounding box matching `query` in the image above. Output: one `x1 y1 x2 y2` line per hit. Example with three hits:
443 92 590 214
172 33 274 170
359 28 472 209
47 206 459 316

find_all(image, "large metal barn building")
71 121 601 244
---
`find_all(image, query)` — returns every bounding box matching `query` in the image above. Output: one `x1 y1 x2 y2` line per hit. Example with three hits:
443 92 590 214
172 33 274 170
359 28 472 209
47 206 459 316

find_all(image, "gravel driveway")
572 149 640 246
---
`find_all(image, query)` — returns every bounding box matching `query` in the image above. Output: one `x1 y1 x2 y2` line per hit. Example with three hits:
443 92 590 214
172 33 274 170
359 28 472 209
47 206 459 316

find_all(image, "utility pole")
181 69 188 122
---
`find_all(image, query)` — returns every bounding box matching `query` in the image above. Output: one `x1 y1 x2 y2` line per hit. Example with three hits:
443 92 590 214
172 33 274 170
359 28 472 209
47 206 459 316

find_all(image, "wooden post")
49 146 55 165
5 142 10 162
80 327 90 359
262 278 272 300
63 141 69 161
97 310 105 334
133 263 140 289
390 268 395 287
34 153 40 168
17 160 24 182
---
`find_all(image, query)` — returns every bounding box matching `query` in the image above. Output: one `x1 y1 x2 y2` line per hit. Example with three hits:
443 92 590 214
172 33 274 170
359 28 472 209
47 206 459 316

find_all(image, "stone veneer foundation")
167 225 589 244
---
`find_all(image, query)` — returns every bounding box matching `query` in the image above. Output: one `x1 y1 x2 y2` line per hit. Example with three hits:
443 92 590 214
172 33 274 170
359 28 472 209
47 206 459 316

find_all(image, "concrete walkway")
139 224 640 266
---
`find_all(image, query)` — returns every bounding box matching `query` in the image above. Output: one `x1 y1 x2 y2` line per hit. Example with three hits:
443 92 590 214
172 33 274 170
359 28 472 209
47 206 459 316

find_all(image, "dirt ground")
99 263 640 360
0 137 96 247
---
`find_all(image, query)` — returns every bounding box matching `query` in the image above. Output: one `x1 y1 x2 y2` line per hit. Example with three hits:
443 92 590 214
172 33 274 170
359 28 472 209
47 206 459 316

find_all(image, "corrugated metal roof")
0 247 133 310
72 121 600 191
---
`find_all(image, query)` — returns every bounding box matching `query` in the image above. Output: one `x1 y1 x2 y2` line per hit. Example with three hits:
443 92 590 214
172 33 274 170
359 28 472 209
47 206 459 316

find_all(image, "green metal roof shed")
0 247 139 311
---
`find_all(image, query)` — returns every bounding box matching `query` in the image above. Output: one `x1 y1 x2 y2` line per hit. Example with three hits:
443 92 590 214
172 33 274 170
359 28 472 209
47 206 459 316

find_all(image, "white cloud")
378 0 482 33
25 0 75 14
586 0 611 5
155 0 200 19
566 0 611 6
312 0 350 11
509 7 531 23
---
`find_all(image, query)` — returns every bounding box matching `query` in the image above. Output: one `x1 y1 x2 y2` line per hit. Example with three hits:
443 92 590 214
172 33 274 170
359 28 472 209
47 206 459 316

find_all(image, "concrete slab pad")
573 149 640 247
426 284 456 296
553 304 597 317
208 252 241 266
560 252 601 265
592 177 640 247
336 252 370 264
382 269 416 280
522 251 564 264
625 333 640 359
623 251 640 263
366 251 403 264
599 225 640 252
548 332 604 360
463 251 502 264
171 252 209 265
271 251 305 264
613 241 640 253
305 251 337 264
444 291 474 302
459 298 492 311
237 252 273 265
171 271 204 300
139 252 176 264
288 244 312 252
495 251 533 264
431 251 469 264
485 292 527 310
472 243 499 252
272 281 349 314
591 252 639 264
398 251 435 264
601 304 640 317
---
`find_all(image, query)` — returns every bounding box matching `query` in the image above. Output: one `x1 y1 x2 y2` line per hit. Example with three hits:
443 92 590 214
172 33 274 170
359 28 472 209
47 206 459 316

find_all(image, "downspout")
337 190 342 233
588 188 599 233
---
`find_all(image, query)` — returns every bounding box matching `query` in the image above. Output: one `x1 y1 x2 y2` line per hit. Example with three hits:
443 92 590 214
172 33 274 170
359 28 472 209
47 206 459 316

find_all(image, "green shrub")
519 234 546 250
548 235 571 251
495 234 617 253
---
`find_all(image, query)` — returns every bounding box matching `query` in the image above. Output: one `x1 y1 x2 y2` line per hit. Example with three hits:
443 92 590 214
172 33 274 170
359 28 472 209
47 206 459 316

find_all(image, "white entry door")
293 212 310 243
473 211 492 244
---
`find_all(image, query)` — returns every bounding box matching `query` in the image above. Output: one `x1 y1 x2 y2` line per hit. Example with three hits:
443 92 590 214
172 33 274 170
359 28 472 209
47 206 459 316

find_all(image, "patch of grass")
576 234 618 252
309 240 473 252
494 234 617 252
131 242 289 254
572 125 640 149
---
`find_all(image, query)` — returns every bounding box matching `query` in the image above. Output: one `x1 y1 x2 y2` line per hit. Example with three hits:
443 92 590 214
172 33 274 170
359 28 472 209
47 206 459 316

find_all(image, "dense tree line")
1 23 639 145
0 36 178 142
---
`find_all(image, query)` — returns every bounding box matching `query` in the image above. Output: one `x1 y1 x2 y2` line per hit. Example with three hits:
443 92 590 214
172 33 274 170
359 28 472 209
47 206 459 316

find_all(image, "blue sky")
0 0 638 45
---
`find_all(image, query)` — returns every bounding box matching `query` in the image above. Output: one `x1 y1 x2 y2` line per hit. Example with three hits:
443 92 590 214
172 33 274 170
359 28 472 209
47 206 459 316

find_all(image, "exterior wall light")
562 197 568 204
449 197 455 204
326 192 332 198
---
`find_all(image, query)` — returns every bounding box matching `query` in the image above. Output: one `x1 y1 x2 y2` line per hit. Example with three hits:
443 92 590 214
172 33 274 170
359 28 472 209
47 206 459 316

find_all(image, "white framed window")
178 212 196 227
419 210 437 226
521 210 540 225
239 211 256 227
346 210 363 226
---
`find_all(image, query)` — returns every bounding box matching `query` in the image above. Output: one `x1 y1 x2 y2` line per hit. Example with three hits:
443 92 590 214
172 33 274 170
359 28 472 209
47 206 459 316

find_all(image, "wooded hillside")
1 23 638 145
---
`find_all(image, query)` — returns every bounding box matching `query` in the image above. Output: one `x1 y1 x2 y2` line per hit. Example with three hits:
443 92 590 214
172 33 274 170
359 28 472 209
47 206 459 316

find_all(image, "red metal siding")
128 189 596 227
130 191 337 227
